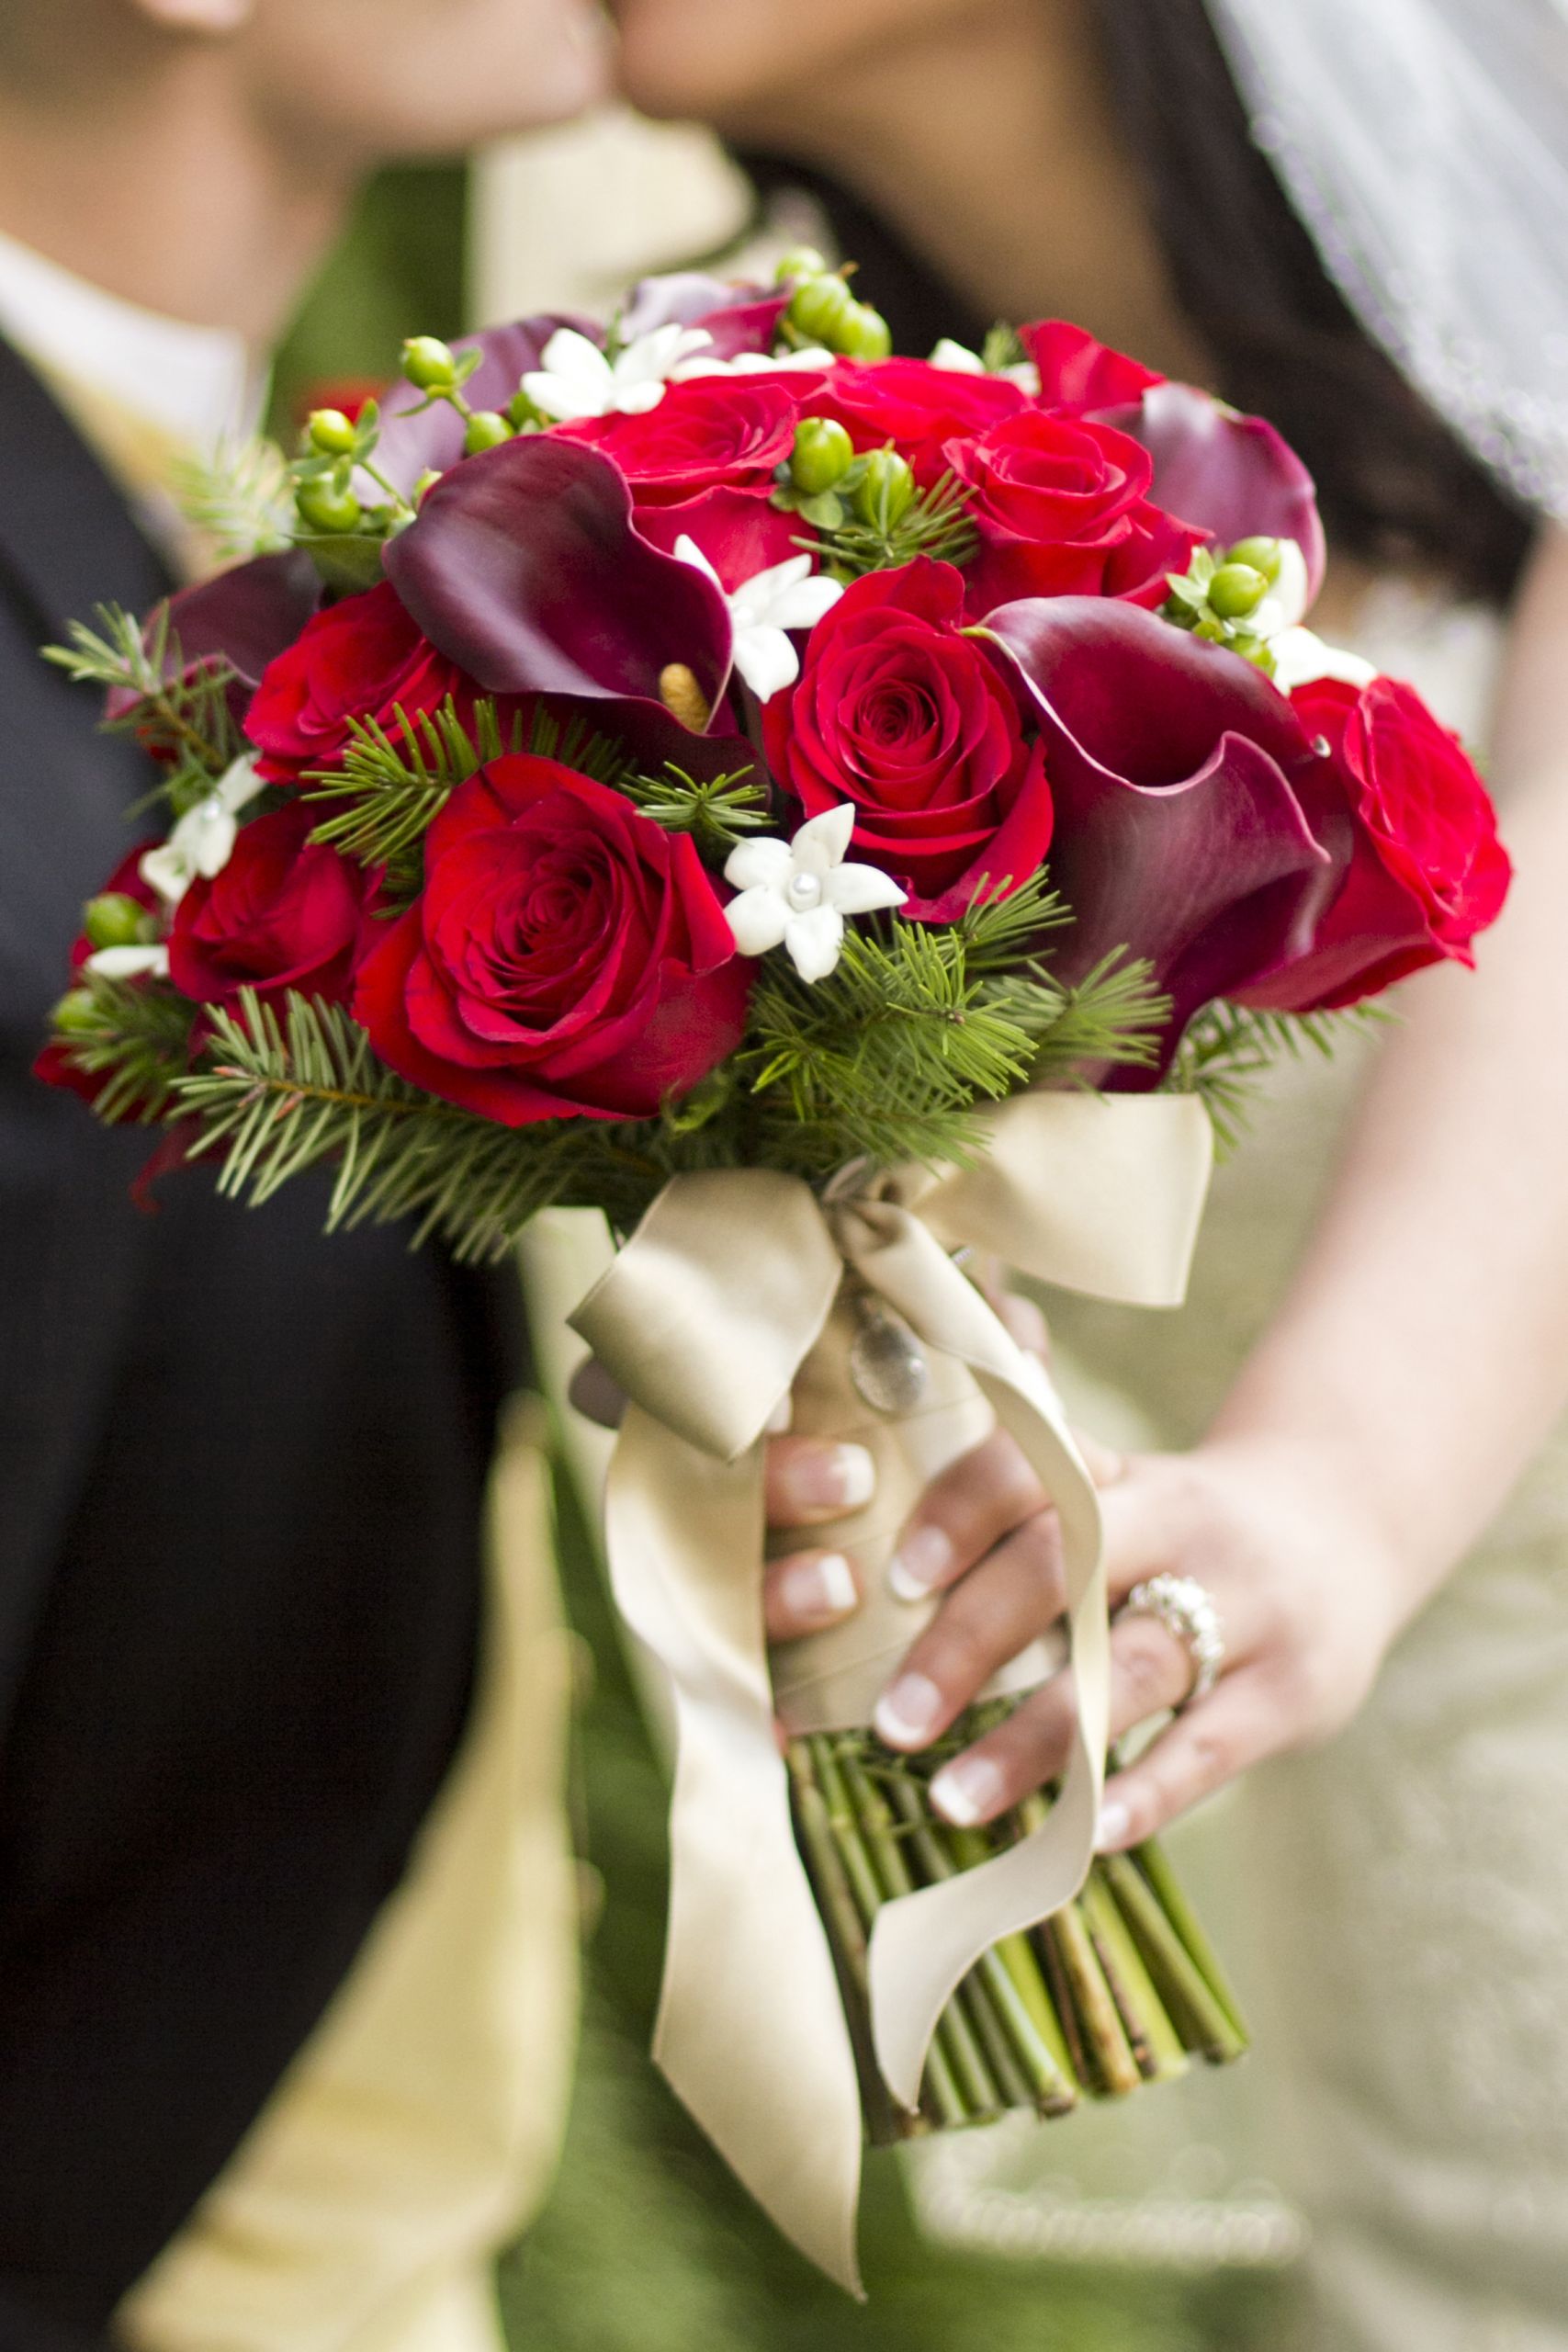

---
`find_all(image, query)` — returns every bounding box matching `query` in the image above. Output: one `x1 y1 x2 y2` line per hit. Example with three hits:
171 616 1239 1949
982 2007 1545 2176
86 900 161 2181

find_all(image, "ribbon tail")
603 1404 866 2293
838 1216 1110 2112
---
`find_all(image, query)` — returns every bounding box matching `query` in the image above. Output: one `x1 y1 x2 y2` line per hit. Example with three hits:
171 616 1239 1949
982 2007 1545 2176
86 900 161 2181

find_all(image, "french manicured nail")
779 1442 875 1515
930 1753 1008 1826
874 1671 943 1748
777 1552 858 1625
1096 1799 1133 1853
888 1523 953 1600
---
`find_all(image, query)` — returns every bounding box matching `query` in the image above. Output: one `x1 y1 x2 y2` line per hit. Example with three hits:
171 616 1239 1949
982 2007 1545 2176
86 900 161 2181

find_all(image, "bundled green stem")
785 1718 1247 2144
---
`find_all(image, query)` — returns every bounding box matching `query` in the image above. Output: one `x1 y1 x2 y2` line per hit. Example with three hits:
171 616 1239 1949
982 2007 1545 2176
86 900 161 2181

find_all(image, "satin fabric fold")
570 1091 1213 2290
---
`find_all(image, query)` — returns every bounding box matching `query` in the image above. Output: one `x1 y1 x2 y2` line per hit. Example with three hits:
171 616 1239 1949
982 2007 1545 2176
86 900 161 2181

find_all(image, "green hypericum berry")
413 469 443 504
307 407 358 457
295 478 364 536
790 417 855 494
463 410 512 456
788 273 857 346
83 892 151 952
400 334 459 391
1225 535 1284 584
854 447 916 529
773 244 829 285
840 302 892 360
1207 561 1269 619
51 987 98 1036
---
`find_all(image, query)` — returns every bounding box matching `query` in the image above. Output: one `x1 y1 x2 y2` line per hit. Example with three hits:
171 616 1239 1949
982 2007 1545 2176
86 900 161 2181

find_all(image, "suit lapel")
0 334 171 641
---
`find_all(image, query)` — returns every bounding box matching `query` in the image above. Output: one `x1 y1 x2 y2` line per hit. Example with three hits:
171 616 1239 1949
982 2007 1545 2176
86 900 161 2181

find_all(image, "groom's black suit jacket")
0 341 516 2343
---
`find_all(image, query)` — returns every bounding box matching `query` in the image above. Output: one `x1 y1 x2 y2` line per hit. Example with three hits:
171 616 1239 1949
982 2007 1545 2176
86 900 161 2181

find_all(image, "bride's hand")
872 1418 1406 1847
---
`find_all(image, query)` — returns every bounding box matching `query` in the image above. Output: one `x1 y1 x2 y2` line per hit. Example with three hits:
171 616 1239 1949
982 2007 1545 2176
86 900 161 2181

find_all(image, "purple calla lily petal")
375 315 601 490
107 548 321 729
1108 381 1326 597
620 271 791 359
983 597 1337 1067
384 433 734 718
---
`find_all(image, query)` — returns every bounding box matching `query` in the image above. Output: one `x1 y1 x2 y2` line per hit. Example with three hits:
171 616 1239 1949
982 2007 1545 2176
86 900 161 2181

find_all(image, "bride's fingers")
886 1430 1049 1602
1094 1671 1275 1852
923 1605 1235 1826
764 1546 863 1642
763 1435 876 1528
872 1510 1066 1749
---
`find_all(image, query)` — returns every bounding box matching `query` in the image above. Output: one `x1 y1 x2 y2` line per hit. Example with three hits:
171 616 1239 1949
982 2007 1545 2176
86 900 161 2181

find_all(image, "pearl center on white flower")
786 872 824 911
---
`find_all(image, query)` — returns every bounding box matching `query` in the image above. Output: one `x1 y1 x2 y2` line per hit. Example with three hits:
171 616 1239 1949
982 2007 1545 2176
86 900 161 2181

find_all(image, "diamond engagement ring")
1120 1574 1225 1708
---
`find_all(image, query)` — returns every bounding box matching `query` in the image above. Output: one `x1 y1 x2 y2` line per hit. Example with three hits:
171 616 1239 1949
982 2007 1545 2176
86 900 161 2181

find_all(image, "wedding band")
1120 1574 1225 1708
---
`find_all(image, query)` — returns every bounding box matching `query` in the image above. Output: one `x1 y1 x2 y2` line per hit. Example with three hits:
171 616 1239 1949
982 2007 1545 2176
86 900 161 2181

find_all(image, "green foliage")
46 975 197 1125
981 321 1029 373
42 604 241 805
170 436 293 561
803 467 979 580
741 878 1168 1180
1166 997 1390 1151
617 763 768 857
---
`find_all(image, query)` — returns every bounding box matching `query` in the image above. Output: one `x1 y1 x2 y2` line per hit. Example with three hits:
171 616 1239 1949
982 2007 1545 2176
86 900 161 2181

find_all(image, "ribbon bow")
570 1091 1213 2291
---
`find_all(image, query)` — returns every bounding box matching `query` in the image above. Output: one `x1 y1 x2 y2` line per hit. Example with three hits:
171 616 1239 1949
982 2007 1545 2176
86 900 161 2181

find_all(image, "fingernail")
874 1671 943 1748
930 1754 1007 1826
778 1552 858 1625
1096 1799 1133 1853
888 1523 953 1600
782 1442 875 1515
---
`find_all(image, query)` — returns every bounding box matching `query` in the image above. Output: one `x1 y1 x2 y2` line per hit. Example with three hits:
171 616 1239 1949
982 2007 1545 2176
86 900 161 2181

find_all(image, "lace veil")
1206 0 1568 520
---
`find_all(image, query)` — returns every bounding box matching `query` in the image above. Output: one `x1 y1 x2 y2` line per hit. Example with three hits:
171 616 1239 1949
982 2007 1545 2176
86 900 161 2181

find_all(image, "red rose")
763 557 1053 922
353 754 750 1125
558 377 798 504
945 410 1202 614
632 485 802 592
245 579 479 785
168 802 378 1010
1241 675 1511 1011
1020 320 1165 413
811 358 1027 484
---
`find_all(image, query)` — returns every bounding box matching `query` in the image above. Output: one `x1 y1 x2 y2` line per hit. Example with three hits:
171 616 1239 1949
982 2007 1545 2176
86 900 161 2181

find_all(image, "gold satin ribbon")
570 1092 1213 2291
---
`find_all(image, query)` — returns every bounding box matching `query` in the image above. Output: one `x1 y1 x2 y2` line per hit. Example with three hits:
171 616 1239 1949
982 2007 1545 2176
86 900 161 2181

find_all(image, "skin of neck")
712 0 1214 385
0 33 356 346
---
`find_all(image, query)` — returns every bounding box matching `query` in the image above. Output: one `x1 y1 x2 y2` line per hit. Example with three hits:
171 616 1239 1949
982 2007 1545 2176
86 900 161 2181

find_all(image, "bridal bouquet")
39 255 1508 2286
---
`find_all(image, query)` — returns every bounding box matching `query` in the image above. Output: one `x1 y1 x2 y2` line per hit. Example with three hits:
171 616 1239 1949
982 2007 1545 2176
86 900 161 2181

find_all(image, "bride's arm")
776 525 1568 1841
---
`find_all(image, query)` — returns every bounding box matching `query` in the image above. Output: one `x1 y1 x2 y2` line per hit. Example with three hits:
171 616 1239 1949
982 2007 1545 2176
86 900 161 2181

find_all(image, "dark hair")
1090 0 1530 602
741 0 1532 604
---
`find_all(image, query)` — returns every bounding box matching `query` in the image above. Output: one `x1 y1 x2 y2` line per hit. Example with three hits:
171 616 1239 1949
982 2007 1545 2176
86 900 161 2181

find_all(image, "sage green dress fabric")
914 588 1568 2352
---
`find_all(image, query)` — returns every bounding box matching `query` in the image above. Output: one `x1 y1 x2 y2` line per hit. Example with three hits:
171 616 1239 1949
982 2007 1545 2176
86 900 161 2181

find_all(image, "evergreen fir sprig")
304 696 514 888
170 436 293 560
1166 997 1390 1152
618 763 769 856
806 468 978 581
171 992 680 1259
42 604 241 781
48 976 197 1125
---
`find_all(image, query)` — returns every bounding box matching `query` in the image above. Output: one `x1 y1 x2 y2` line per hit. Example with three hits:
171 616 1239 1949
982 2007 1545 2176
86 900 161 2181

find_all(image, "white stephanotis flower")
521 323 714 422
139 750 266 911
1235 537 1377 695
84 942 170 981
724 805 906 985
671 345 838 380
928 336 1042 395
673 535 843 702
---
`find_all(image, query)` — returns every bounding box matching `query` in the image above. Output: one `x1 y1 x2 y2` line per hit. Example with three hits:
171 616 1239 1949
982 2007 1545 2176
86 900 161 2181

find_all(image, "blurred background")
269 123 1302 2350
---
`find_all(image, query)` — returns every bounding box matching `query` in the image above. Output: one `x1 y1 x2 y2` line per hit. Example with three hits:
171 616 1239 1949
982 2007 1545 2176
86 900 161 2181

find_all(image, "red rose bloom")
632 485 802 591
1241 674 1512 1012
1020 320 1165 413
354 754 750 1125
811 358 1027 483
946 410 1202 614
245 579 478 785
168 802 378 1010
558 377 798 504
763 558 1053 922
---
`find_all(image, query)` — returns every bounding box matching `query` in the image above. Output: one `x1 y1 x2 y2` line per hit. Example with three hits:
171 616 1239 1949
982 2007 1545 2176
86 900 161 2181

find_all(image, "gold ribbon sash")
570 1092 1213 2291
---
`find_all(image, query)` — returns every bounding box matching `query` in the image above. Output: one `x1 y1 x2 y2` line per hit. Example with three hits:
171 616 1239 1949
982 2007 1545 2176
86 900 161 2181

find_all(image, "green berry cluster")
772 416 915 534
1161 536 1287 673
773 248 891 362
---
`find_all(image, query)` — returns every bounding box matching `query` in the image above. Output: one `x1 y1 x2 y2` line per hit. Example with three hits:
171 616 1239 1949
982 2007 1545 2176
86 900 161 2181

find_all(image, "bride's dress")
913 582 1568 2352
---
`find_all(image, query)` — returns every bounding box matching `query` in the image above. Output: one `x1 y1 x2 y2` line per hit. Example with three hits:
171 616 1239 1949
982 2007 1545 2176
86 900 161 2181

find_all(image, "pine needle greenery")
169 435 293 561
805 469 979 580
42 604 242 815
617 763 768 857
1165 997 1391 1150
51 973 198 1125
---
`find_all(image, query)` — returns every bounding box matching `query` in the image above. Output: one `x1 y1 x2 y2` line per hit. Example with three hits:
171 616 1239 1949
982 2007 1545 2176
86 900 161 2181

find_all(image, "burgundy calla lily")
1108 381 1326 596
374 315 600 490
983 597 1334 1062
107 548 322 733
383 434 735 720
619 270 792 360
